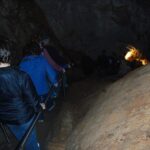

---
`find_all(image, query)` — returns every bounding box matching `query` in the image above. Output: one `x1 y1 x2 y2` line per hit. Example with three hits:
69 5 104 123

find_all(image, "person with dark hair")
22 42 41 57
45 45 70 69
37 35 71 93
38 35 65 72
0 40 40 149
19 42 58 121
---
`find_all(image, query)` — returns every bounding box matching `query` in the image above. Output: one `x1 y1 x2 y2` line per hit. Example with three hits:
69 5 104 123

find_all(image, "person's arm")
44 58 58 87
22 73 39 112
43 49 64 72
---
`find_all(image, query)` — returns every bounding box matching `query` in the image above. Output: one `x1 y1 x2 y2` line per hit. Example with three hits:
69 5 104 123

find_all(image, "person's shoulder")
24 55 45 63
34 55 48 68
36 55 45 60
39 55 48 63
1 67 31 83
18 70 32 82
12 66 25 73
12 67 28 76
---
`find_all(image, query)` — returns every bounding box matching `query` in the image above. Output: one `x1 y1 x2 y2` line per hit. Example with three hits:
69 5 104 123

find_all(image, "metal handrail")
15 87 53 150
14 74 65 150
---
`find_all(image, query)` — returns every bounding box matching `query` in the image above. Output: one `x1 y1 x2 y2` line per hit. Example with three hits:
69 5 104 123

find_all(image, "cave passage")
0 0 150 150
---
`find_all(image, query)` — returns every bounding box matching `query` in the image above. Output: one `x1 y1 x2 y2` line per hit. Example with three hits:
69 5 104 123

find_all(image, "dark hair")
23 42 41 57
0 40 11 63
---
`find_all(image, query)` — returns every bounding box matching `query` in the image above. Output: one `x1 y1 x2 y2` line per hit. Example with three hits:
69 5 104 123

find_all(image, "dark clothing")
0 67 38 125
46 46 68 66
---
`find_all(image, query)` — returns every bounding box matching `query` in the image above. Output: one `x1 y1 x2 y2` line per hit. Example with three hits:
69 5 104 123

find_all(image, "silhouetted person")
0 40 40 150
38 35 65 72
38 35 71 89
46 45 71 68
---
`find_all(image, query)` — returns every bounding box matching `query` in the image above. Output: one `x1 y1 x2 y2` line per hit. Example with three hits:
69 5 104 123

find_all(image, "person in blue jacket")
20 42 58 121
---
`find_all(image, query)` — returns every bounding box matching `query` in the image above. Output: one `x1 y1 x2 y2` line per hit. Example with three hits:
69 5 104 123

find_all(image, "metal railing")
15 87 53 150
0 72 67 150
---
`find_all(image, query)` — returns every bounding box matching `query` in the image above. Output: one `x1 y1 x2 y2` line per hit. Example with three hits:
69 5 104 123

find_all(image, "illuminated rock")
66 65 150 150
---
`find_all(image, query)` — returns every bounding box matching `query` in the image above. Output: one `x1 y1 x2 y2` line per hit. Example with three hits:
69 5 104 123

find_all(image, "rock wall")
35 0 150 59
0 0 150 59
0 0 50 50
66 65 150 150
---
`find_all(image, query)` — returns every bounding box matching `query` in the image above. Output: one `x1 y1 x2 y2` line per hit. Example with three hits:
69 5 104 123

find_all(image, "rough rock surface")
66 65 150 150
35 0 150 58
46 77 110 150
0 0 49 49
0 0 150 58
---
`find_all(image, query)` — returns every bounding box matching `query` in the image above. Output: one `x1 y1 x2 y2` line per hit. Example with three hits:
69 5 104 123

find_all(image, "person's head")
0 40 11 64
38 35 50 47
23 42 41 57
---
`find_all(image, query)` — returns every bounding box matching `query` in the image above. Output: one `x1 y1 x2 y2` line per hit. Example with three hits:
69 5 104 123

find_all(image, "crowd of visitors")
0 35 123 150
0 35 71 150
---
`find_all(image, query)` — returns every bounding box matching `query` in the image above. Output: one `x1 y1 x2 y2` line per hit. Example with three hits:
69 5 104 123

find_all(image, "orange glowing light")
140 59 149 65
124 45 149 66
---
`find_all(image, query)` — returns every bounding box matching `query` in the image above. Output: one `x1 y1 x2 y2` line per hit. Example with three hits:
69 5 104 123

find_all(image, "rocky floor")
46 75 112 150
66 65 150 150
0 74 111 150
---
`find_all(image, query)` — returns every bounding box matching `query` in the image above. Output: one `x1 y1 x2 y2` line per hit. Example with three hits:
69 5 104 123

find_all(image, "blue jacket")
20 55 58 95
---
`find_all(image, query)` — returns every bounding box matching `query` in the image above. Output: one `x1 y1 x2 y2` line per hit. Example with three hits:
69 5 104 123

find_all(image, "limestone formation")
35 0 150 58
0 0 49 49
66 65 150 150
